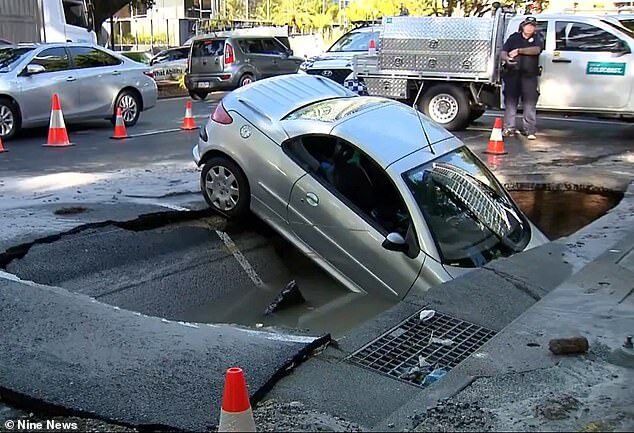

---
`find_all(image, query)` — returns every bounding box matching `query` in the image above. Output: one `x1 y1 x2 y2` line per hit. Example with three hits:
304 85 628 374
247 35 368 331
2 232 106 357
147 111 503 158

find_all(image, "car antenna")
412 84 434 155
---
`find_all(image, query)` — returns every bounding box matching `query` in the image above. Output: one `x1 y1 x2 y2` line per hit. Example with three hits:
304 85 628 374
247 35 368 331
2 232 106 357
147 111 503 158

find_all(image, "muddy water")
510 190 623 240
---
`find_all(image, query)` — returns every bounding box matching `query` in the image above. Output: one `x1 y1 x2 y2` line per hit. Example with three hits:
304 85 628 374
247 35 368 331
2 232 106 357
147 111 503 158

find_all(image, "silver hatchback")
193 74 548 298
0 43 157 139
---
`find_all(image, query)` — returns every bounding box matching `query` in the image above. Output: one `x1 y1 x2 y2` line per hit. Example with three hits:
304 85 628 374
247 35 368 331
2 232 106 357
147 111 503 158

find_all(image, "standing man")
501 16 544 140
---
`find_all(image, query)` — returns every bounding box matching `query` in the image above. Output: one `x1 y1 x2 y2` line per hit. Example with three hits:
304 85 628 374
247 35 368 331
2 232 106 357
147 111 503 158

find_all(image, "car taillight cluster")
224 43 235 65
212 103 233 125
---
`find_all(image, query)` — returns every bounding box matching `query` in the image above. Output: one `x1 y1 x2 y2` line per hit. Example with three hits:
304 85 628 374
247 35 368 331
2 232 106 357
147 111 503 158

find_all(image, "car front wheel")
0 98 20 140
201 157 250 218
113 90 141 126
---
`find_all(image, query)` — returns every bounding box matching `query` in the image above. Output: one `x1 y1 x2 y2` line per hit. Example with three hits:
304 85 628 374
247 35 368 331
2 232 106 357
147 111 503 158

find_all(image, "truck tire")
419 85 471 131
470 106 486 122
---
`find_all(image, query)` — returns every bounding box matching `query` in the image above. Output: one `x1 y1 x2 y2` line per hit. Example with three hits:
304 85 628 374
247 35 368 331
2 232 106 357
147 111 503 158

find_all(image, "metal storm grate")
347 309 496 388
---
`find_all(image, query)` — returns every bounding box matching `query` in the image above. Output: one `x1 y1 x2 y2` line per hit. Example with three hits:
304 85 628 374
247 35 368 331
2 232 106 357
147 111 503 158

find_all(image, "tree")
92 0 156 33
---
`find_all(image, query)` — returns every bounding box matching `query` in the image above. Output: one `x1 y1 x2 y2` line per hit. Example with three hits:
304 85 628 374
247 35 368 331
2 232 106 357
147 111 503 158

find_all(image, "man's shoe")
527 134 537 140
503 128 516 137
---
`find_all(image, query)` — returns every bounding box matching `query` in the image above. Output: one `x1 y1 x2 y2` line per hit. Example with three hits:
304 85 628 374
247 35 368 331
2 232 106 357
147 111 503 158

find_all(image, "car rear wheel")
0 98 20 140
189 90 209 101
201 157 250 218
239 74 254 87
113 90 141 127
419 85 471 131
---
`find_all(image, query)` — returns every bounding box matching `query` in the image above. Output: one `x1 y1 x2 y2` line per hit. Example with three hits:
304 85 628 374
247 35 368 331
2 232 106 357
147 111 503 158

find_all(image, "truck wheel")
419 85 471 131
0 98 20 140
470 106 486 122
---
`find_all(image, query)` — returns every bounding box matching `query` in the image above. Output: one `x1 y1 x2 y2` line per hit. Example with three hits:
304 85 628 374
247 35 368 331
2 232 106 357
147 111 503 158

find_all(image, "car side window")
285 135 411 236
556 21 623 52
29 47 70 72
69 47 122 68
239 39 265 55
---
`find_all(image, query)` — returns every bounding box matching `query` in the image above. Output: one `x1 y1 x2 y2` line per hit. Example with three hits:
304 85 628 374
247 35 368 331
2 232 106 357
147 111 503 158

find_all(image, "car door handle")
111 70 121 75
303 192 319 207
552 58 572 63
66 76 76 82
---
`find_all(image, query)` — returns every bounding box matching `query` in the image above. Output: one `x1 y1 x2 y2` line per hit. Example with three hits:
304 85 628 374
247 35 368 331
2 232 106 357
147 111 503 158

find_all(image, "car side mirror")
26 64 46 75
382 232 408 253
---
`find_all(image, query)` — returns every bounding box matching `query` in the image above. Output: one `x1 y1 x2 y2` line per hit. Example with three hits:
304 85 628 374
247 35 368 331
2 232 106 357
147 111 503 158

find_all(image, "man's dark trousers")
503 73 539 135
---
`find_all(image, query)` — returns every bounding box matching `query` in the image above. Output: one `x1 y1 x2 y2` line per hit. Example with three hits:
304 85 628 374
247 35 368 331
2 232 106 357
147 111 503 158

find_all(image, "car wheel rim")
119 95 138 123
0 105 14 136
206 166 239 211
241 77 252 86
429 94 458 124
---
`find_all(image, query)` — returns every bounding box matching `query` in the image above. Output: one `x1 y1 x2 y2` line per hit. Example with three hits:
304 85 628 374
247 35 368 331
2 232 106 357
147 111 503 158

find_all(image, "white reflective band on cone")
218 408 256 432
490 128 503 142
50 110 66 129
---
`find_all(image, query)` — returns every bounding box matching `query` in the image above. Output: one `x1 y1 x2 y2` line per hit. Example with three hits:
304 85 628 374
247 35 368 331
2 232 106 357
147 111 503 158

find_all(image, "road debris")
548 336 589 355
421 368 448 387
419 309 436 322
264 280 306 315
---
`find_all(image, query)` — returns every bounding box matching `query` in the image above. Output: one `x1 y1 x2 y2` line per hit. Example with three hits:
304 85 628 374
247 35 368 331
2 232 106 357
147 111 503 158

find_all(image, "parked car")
0 43 157 139
150 46 189 84
301 25 380 85
192 74 548 298
610 13 634 32
185 34 303 100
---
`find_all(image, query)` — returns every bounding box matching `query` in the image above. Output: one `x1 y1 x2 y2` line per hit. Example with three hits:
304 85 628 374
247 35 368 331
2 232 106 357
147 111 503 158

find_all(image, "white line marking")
482 112 629 126
128 128 183 138
156 203 265 288
214 229 265 288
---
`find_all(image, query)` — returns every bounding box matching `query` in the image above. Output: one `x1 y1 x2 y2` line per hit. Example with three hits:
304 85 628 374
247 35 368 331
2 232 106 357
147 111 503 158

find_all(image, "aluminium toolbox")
377 15 497 78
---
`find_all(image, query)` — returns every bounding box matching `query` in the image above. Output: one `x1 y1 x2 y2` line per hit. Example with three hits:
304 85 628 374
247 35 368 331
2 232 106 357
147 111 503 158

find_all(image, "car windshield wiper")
429 162 522 240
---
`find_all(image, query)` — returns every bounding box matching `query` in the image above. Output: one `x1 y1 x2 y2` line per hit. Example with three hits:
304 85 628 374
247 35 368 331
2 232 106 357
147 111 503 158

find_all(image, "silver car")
193 74 547 298
0 43 157 139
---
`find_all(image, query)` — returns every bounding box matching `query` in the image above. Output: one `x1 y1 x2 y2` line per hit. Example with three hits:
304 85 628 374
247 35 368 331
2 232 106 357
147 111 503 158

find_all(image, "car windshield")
403 147 531 268
620 18 634 32
328 30 379 52
0 47 35 73
602 19 634 38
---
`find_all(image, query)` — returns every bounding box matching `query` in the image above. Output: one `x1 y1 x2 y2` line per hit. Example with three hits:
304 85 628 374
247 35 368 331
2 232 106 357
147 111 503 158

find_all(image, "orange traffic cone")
43 94 72 147
0 135 7 153
484 118 507 155
111 107 128 139
368 38 377 55
181 100 197 130
218 367 256 432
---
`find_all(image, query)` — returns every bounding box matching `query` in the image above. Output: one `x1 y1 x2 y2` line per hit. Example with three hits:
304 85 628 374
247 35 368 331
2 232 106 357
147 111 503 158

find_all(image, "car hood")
222 74 356 122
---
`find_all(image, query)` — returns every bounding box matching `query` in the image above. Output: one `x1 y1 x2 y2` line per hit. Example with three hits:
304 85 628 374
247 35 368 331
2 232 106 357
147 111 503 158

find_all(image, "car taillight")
143 70 155 79
212 103 233 125
224 43 235 65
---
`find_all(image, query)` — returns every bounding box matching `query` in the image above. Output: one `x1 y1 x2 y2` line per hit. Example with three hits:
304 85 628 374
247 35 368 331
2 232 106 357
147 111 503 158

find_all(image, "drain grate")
347 309 496 388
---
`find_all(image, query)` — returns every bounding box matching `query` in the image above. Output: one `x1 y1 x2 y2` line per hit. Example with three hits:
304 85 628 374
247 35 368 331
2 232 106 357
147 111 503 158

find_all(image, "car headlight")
300 61 313 71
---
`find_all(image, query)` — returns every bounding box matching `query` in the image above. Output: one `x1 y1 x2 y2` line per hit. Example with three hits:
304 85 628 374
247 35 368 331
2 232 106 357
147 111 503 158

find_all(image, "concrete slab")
0 275 328 431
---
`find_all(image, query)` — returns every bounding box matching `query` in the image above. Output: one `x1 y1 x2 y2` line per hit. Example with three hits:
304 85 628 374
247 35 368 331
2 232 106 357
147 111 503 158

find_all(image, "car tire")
201 157 250 218
419 85 471 131
238 74 255 87
112 90 141 127
0 97 20 140
189 90 209 101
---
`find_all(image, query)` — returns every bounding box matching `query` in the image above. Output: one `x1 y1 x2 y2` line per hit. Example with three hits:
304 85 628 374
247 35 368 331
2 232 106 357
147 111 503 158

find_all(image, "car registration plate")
198 82 211 89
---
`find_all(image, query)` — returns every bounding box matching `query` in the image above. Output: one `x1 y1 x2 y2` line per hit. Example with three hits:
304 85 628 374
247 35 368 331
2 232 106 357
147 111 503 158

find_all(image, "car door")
284 135 426 298
238 38 276 78
538 20 633 110
272 37 301 75
18 47 80 123
68 46 124 118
